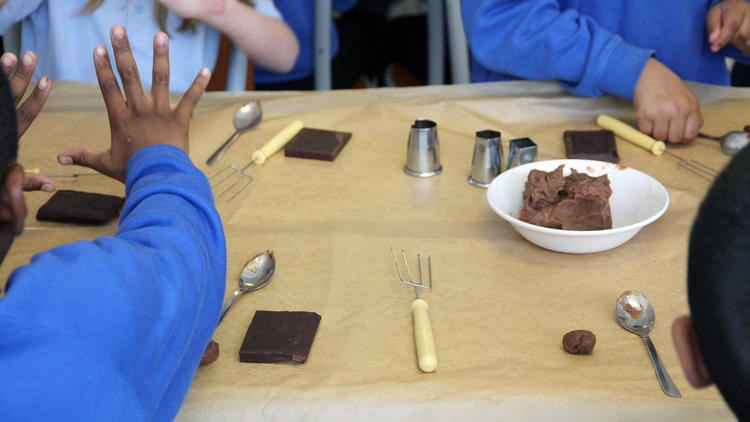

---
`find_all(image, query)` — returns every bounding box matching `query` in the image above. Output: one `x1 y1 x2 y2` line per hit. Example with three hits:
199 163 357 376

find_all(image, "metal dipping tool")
210 120 303 202
391 248 437 373
597 114 718 182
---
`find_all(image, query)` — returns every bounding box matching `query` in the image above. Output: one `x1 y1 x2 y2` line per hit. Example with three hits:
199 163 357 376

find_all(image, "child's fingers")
174 67 210 124
9 51 36 105
93 44 127 126
152 32 171 112
109 25 145 110
16 76 50 137
1 53 17 78
706 4 723 44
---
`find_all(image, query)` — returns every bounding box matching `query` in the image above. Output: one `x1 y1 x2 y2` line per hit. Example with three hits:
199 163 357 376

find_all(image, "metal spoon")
616 290 681 398
218 250 275 323
698 131 750 155
206 101 263 166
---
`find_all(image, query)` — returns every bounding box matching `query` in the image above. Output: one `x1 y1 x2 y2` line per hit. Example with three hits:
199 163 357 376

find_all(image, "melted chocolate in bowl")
519 165 613 231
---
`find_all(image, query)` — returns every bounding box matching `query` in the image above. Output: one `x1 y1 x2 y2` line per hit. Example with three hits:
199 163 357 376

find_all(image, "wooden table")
7 80 747 421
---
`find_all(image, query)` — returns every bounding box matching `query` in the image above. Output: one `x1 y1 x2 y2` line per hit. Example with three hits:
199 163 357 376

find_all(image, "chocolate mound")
562 330 596 354
200 339 220 365
519 165 612 230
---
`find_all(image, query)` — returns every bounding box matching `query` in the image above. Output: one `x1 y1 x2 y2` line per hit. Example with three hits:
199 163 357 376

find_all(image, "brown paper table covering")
3 80 748 421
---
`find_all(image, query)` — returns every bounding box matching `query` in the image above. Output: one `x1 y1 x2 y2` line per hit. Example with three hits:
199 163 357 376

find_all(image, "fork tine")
390 248 405 283
391 248 432 290
417 253 423 284
211 165 240 187
217 171 248 197
427 256 432 288
210 163 254 203
401 249 413 283
223 176 254 203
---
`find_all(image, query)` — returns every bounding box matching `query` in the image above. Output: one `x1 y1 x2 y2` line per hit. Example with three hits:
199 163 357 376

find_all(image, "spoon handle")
218 289 244 324
697 132 720 141
642 335 681 397
207 130 241 166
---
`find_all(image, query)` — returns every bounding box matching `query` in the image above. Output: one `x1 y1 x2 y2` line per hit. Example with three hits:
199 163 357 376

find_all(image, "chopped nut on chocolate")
562 330 596 354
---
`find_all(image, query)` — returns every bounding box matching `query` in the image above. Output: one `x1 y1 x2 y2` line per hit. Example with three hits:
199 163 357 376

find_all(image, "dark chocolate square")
239 310 321 364
563 130 620 163
36 190 125 225
284 128 351 161
744 125 749 133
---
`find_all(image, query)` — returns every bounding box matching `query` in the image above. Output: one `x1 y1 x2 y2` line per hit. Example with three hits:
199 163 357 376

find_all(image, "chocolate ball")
562 330 596 354
200 339 220 365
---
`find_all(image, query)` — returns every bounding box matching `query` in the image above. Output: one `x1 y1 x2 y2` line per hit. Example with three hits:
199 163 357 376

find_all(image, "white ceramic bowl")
486 159 669 254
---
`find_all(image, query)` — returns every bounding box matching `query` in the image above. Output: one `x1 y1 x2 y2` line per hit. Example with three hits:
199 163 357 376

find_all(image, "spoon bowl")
233 102 263 132
616 290 655 336
616 290 681 397
206 102 263 166
219 250 275 323
239 250 275 291
698 131 750 155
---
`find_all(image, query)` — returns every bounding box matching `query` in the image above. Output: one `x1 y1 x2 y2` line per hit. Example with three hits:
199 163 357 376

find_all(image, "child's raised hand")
57 25 211 183
707 0 750 53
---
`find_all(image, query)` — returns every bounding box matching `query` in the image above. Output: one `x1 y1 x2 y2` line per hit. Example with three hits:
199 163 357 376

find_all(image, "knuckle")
73 153 89 167
99 78 119 94
16 104 34 122
113 44 130 54
13 69 29 81
640 105 660 120
650 108 666 120
674 99 690 114
153 71 168 86
30 86 45 102
121 66 137 82
183 90 200 105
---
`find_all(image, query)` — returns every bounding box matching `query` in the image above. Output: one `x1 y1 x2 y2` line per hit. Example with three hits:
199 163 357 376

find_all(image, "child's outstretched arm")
159 0 299 73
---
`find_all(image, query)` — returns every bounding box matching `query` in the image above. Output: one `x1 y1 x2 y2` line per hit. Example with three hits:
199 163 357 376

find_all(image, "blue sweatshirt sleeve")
0 145 226 421
462 0 654 99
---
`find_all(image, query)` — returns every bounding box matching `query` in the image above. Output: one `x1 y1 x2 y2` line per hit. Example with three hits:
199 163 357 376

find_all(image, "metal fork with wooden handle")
210 120 304 202
597 114 718 181
391 248 437 373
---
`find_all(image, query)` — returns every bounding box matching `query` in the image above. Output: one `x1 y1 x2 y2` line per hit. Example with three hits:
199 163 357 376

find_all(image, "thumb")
58 148 125 182
22 172 55 192
58 147 107 173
